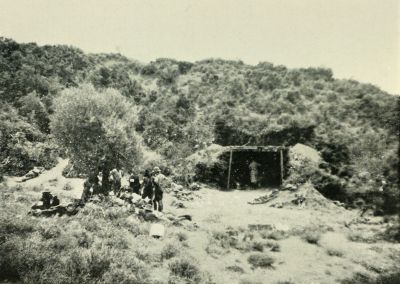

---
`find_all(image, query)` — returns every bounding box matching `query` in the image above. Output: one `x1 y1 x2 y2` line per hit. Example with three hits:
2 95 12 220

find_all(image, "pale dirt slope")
5 158 84 202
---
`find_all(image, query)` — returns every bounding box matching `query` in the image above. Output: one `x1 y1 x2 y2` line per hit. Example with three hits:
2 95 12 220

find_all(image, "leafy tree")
17 92 50 133
0 104 56 175
50 85 142 193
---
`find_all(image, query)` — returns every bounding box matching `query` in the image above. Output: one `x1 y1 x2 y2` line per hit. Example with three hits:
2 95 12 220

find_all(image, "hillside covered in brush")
0 37 398 209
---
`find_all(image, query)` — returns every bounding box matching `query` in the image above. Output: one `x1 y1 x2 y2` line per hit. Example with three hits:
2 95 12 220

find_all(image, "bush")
303 231 321 245
266 230 287 241
175 231 188 242
326 248 344 257
247 253 275 269
226 265 245 273
265 241 281 252
168 258 202 283
161 243 180 260
0 217 36 238
383 221 400 242
211 230 239 249
240 277 264 284
251 241 264 252
100 259 149 284
347 231 377 243
63 182 73 191
341 271 400 284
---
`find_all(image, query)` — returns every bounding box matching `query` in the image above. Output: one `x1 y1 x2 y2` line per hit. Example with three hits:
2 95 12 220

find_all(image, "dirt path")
166 187 400 284
167 187 356 231
5 158 84 202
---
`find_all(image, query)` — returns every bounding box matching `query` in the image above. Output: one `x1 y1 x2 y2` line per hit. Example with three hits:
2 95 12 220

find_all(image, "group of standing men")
81 166 165 212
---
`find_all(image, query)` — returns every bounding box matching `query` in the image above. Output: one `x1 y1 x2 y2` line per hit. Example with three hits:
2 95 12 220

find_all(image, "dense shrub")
63 182 73 191
247 253 275 268
0 184 195 283
0 104 58 175
341 271 400 284
168 258 202 283
161 243 180 260
326 248 344 257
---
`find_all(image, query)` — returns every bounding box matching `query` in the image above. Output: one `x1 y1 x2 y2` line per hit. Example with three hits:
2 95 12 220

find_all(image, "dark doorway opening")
230 151 282 189
220 146 288 190
193 146 288 190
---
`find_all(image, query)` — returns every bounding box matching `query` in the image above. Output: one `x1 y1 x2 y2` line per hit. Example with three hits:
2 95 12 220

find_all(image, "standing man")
152 166 164 212
129 167 141 195
142 169 154 205
109 168 122 196
249 159 261 188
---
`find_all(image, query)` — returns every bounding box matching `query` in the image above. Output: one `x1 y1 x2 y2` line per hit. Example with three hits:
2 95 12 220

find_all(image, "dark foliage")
0 38 398 217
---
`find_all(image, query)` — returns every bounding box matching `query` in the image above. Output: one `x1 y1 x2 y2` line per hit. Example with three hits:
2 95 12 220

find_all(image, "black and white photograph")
0 0 399 283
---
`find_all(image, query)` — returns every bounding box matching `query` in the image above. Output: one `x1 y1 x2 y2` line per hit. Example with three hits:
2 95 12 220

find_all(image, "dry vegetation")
1 171 400 283
0 183 208 284
1 37 399 283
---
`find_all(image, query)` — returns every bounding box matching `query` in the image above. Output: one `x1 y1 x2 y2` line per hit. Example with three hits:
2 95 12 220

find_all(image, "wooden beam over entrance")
280 149 284 186
227 150 233 190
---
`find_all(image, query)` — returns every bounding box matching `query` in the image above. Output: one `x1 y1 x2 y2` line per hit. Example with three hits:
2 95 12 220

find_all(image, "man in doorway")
249 159 261 188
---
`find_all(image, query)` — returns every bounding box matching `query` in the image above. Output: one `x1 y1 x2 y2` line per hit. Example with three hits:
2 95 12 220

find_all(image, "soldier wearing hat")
142 169 154 205
129 167 141 195
152 167 164 212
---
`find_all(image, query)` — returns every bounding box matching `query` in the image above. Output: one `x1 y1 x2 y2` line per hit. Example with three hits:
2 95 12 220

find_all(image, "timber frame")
224 145 288 190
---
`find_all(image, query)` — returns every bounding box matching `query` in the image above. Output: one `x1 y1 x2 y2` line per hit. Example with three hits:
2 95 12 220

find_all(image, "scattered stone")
171 182 184 192
178 214 192 221
109 195 126 206
248 190 279 205
248 224 274 231
189 183 201 191
149 223 165 239
171 215 194 227
283 183 297 191
138 209 160 222
332 200 345 207
171 200 186 208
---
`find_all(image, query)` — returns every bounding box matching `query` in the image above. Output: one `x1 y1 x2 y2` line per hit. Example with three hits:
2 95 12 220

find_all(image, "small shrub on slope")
168 257 202 283
303 231 321 245
247 253 275 269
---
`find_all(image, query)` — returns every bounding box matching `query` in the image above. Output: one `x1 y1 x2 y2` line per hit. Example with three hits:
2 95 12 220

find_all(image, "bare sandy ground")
5 158 84 201
166 188 400 283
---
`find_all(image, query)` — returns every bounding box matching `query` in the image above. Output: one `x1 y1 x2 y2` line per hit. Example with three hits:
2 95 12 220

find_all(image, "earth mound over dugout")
289 143 321 165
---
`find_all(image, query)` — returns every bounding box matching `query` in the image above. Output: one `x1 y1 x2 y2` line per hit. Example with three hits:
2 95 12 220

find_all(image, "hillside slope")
0 38 398 210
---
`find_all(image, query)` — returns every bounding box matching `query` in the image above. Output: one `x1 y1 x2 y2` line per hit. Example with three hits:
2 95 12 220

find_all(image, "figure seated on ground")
21 166 45 182
30 193 80 217
80 173 101 203
31 192 53 210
